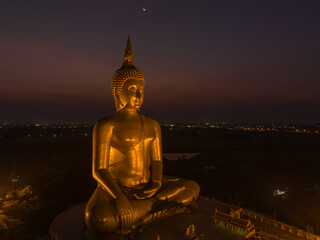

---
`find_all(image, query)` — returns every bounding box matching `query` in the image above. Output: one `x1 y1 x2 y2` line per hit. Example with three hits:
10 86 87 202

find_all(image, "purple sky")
1 0 320 123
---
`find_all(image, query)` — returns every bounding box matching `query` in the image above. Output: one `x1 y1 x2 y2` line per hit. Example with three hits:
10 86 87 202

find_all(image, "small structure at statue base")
212 208 256 239
185 224 196 239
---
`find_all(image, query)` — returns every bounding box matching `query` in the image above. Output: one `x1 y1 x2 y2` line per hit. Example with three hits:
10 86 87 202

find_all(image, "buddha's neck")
118 108 138 117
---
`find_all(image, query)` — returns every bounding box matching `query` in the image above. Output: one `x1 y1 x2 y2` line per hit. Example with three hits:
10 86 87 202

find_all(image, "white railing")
199 197 320 240
241 209 320 240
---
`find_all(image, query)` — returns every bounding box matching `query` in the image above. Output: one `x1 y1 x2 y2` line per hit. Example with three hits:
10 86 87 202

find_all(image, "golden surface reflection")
85 37 200 234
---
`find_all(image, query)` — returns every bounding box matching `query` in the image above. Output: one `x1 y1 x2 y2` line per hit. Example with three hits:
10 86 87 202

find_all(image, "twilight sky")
1 0 320 123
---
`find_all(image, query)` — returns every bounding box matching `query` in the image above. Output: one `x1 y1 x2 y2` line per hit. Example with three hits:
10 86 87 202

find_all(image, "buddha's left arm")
150 121 163 184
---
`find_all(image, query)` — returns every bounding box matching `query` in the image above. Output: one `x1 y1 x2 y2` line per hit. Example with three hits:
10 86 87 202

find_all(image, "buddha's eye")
128 86 137 92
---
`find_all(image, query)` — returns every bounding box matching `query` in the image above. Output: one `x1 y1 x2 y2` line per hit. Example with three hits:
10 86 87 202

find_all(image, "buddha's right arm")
92 120 124 200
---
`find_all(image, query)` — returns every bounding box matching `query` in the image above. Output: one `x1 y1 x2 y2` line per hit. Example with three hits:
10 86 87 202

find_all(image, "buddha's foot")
131 205 190 231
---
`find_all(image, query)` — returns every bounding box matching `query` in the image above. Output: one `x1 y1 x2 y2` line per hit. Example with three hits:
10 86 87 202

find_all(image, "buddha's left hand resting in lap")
85 37 200 234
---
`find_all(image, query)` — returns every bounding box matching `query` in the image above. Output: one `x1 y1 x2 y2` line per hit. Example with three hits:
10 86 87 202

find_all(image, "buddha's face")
115 78 144 111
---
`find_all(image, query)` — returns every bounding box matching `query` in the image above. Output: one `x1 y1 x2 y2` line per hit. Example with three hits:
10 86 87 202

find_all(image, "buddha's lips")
134 99 140 105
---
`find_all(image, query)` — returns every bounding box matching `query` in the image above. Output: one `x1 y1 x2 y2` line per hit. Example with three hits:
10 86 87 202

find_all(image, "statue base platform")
49 198 245 240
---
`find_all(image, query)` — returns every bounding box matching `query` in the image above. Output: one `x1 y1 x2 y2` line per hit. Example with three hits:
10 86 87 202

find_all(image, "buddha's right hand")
115 195 133 234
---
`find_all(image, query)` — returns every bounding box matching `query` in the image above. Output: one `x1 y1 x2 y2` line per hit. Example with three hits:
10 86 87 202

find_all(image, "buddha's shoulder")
140 114 161 129
94 116 116 129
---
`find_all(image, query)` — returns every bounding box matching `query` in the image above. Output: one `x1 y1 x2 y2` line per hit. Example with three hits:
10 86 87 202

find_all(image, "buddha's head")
111 37 145 112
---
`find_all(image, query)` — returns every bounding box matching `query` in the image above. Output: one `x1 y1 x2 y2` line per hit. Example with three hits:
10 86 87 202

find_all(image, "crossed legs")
85 176 200 233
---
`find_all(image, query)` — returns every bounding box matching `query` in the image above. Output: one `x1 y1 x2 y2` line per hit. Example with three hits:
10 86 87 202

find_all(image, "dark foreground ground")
0 125 319 239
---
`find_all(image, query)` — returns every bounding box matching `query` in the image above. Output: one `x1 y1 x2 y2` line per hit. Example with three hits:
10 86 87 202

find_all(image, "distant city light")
273 189 287 197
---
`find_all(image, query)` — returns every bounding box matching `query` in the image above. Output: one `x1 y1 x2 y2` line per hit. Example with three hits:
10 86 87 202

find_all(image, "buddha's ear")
114 92 125 112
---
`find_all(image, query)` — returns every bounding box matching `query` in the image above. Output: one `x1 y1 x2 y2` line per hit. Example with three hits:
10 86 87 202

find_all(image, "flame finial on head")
124 36 133 61
111 36 145 99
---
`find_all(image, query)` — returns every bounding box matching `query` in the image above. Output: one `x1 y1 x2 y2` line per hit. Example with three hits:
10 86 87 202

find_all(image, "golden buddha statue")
85 37 200 234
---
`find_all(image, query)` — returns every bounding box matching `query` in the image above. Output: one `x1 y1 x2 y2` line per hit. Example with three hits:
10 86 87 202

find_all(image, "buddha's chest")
112 117 142 147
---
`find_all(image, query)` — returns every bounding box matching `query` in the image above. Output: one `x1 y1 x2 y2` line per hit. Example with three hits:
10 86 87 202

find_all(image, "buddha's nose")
136 90 141 98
